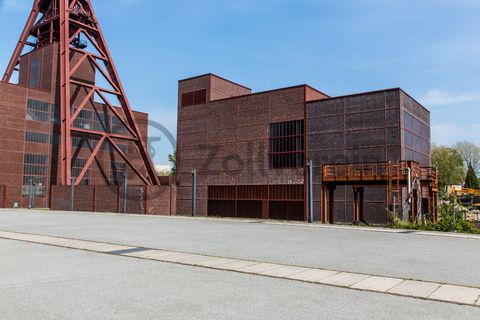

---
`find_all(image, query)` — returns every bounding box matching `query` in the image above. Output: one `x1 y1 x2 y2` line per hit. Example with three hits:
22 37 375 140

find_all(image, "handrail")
322 161 438 183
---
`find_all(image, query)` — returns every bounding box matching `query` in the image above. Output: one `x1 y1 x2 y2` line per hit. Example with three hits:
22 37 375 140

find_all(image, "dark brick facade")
176 74 329 218
307 89 431 223
176 74 432 224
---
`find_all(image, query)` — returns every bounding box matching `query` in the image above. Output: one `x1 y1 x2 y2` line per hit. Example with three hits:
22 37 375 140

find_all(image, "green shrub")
433 202 478 233
387 202 479 234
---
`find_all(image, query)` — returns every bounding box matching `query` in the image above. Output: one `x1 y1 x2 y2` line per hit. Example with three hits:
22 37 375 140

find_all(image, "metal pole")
452 199 456 233
28 179 34 209
307 160 314 223
122 173 128 214
192 170 197 217
404 167 412 222
393 195 396 218
70 176 75 212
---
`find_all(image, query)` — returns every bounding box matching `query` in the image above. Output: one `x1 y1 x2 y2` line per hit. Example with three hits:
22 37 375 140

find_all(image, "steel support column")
321 184 328 224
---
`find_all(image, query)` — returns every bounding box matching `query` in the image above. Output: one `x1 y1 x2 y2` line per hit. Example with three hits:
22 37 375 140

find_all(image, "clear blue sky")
1 0 479 165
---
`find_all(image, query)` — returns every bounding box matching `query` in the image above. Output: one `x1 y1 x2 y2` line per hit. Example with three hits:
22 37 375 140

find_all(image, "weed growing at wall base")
389 203 480 234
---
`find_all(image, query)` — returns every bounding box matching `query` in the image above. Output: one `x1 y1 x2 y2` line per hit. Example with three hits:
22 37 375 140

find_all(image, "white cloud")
421 89 480 106
432 123 480 146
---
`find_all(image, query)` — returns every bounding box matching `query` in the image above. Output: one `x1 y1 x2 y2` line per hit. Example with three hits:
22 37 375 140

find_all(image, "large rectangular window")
25 131 49 144
111 115 128 134
72 158 91 186
73 108 93 130
26 99 50 122
269 120 305 168
181 89 207 107
72 108 129 136
23 154 48 196
29 57 40 89
110 162 127 185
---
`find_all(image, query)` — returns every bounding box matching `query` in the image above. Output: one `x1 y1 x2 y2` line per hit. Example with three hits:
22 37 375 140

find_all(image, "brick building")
0 42 151 209
176 74 433 224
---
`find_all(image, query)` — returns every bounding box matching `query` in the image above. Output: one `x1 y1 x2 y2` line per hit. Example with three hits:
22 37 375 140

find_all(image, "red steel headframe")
3 0 159 186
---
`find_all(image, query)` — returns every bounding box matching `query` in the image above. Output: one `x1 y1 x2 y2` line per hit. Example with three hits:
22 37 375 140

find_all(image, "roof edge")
209 84 320 104
178 73 252 91
307 88 402 104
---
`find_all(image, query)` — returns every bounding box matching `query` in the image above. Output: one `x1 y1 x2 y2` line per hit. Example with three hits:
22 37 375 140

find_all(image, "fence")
50 185 176 215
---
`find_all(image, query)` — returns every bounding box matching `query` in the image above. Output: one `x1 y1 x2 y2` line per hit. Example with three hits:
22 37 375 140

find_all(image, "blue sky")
1 0 479 165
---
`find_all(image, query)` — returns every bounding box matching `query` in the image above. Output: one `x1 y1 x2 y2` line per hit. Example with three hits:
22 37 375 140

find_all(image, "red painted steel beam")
87 56 121 93
95 90 139 139
70 88 95 122
70 47 108 62
78 29 107 58
59 0 72 185
70 79 121 96
68 28 82 45
71 127 138 141
69 54 89 77
2 0 41 82
106 137 150 185
74 135 106 185
84 0 159 185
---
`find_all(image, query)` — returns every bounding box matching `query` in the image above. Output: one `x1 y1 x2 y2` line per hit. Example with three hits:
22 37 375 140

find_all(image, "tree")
168 151 177 176
431 145 464 192
454 141 480 175
465 163 479 189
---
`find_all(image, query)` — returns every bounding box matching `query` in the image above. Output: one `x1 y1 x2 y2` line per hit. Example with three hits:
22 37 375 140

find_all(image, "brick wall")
1 185 6 208
177 84 308 217
50 185 176 215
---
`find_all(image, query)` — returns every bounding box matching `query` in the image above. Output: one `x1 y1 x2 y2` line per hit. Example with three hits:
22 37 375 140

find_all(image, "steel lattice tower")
3 0 159 186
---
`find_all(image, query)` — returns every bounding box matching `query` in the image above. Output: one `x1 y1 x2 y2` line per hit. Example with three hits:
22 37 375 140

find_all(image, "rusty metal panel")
269 201 304 221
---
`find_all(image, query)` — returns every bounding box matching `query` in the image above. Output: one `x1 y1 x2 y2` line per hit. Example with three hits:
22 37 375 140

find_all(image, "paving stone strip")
1 230 479 308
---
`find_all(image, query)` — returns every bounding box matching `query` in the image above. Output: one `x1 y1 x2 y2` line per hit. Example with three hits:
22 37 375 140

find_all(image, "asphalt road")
1 238 479 320
0 210 478 288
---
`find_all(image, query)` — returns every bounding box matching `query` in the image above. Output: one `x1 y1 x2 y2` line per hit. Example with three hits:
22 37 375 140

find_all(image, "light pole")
70 176 75 211
192 170 197 217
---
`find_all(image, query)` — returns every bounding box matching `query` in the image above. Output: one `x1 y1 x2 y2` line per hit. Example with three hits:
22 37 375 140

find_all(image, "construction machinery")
450 186 480 208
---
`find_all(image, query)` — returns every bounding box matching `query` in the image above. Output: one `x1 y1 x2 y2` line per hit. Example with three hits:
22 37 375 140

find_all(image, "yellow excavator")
450 186 480 212
449 186 480 223
454 187 480 206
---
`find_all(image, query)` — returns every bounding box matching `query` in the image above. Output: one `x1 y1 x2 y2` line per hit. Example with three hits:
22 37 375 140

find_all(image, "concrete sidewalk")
1 229 479 307
2 238 479 320
1 209 479 288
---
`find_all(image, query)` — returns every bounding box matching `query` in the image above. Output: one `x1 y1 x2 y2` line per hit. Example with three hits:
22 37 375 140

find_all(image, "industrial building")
0 0 438 224
0 0 160 210
175 74 438 224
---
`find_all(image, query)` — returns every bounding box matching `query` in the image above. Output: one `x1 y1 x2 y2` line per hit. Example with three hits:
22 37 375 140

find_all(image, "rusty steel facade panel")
307 90 403 223
307 89 432 224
